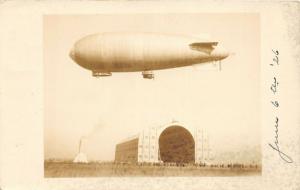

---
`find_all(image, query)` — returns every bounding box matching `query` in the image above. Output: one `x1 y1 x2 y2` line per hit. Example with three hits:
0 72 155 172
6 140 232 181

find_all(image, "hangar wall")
137 127 159 163
115 137 139 163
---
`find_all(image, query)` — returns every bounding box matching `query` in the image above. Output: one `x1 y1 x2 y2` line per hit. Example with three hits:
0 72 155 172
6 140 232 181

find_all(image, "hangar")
115 122 206 164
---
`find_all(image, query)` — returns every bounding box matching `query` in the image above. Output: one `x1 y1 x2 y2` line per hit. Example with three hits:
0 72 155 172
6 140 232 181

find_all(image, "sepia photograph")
43 14 261 177
1 1 300 190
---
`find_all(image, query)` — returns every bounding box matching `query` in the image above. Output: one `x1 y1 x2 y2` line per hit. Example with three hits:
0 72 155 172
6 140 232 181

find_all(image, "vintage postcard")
44 13 261 177
0 1 299 190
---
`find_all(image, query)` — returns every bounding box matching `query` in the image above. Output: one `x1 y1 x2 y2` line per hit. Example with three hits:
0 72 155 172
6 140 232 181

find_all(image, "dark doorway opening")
159 126 195 163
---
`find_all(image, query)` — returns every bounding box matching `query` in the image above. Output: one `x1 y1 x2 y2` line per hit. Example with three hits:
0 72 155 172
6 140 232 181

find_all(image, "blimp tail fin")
189 42 218 54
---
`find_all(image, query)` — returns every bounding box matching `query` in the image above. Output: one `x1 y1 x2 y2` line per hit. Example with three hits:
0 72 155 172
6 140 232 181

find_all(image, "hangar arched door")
158 126 195 163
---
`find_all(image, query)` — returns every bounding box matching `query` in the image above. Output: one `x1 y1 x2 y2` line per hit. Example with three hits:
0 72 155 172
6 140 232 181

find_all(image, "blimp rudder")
69 32 230 78
189 42 218 54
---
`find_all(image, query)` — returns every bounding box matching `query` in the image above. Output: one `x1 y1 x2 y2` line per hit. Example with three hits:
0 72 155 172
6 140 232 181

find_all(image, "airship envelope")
69 32 229 79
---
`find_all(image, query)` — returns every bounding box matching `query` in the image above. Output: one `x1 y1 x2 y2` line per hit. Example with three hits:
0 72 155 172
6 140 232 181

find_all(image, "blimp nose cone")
69 46 75 61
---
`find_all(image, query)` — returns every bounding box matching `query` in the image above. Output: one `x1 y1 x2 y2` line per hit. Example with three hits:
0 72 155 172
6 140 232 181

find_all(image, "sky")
44 13 260 163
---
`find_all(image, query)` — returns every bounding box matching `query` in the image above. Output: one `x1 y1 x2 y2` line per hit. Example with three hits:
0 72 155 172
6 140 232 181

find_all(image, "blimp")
69 32 229 79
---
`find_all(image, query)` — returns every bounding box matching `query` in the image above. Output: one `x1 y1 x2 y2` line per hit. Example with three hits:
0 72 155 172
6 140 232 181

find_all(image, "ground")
44 161 261 177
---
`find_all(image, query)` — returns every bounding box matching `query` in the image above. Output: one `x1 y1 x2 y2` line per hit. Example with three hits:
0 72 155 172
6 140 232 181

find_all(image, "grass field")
44 161 261 177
